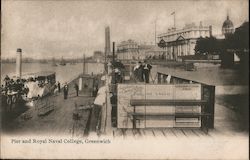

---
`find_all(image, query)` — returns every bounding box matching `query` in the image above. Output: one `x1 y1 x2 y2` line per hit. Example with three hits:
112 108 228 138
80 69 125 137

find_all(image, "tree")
194 36 222 55
225 22 249 53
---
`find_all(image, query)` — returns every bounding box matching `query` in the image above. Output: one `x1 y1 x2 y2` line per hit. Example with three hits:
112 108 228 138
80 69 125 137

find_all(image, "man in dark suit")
63 83 68 99
142 60 152 83
74 83 79 97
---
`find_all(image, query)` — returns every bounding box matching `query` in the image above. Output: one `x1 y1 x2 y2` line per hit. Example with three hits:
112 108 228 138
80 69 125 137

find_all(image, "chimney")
209 25 213 37
16 48 22 78
105 26 111 57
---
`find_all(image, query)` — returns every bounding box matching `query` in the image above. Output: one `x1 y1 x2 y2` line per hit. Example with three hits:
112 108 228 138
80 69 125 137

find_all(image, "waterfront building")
117 39 139 60
157 22 212 60
117 39 166 60
140 45 167 60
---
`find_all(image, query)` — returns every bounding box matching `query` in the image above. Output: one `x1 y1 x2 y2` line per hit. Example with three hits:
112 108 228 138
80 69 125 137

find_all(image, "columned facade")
157 22 212 60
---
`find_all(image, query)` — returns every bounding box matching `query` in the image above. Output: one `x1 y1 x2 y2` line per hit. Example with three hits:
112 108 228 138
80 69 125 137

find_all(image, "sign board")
117 84 201 128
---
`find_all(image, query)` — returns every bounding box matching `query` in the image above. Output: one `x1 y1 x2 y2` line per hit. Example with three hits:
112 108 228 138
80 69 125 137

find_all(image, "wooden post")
112 42 115 63
83 54 86 74
157 73 161 84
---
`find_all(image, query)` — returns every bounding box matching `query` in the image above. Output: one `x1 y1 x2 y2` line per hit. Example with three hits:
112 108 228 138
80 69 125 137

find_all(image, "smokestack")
112 42 115 62
209 25 213 37
105 26 111 58
16 48 22 78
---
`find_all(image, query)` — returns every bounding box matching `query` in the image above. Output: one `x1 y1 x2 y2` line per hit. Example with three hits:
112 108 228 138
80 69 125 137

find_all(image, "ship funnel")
16 48 22 78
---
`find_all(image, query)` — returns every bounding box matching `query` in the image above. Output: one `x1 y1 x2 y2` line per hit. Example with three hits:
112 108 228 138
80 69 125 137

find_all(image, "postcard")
1 0 249 159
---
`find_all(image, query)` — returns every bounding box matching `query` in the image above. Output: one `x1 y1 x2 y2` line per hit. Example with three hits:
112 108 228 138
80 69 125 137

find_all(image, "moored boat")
59 57 66 66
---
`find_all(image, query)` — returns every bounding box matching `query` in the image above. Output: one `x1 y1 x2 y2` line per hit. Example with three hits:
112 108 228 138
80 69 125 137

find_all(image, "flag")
171 11 175 15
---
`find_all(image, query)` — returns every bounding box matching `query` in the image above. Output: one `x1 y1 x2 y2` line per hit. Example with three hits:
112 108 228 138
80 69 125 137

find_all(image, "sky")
1 0 249 59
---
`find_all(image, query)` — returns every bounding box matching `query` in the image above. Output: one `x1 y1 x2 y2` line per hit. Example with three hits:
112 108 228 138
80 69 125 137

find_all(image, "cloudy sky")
1 0 249 59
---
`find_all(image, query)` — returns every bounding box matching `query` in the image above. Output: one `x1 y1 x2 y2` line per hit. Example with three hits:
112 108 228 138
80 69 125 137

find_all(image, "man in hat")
57 81 61 93
63 83 69 99
74 83 79 97
142 60 152 83
133 61 144 82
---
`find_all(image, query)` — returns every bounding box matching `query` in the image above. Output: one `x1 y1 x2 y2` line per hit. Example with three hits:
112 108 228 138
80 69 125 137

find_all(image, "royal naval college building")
157 22 212 60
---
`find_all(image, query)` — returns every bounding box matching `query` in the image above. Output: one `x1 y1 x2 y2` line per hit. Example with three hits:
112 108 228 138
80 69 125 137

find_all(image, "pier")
2 74 98 137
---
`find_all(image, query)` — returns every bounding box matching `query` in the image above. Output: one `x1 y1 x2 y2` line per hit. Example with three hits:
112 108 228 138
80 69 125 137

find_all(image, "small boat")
59 57 66 66
51 58 57 67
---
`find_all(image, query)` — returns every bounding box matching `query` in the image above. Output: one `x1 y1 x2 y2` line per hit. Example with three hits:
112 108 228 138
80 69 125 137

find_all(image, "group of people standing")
133 60 152 83
56 81 79 100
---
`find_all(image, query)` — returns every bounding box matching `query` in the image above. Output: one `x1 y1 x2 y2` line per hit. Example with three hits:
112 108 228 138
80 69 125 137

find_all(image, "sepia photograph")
0 0 249 159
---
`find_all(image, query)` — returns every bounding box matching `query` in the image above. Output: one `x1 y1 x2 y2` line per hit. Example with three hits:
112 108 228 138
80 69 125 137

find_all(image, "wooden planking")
142 129 155 137
171 128 185 137
125 129 134 138
191 129 207 137
182 129 198 137
131 99 207 106
152 129 165 138
132 129 142 138
160 129 167 137
113 129 124 138
163 129 177 138
111 128 210 139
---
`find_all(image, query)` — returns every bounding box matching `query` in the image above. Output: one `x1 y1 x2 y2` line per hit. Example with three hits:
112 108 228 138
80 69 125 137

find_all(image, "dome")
223 16 234 28
222 15 234 36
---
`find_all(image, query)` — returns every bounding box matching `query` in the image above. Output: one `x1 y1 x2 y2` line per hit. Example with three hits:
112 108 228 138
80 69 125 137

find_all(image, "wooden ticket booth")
116 73 215 132
78 75 97 97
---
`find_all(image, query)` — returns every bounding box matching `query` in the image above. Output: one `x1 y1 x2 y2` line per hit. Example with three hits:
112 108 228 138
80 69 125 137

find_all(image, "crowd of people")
108 59 153 84
133 60 152 83
2 75 28 96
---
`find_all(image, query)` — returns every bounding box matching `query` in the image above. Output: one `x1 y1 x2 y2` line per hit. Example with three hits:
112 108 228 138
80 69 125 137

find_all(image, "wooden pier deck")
2 74 248 139
99 100 248 139
2 76 95 137
97 75 248 139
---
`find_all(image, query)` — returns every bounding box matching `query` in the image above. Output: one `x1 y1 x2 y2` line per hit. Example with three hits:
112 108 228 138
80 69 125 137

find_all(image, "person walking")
57 81 61 92
74 83 79 97
63 83 68 99
142 60 152 83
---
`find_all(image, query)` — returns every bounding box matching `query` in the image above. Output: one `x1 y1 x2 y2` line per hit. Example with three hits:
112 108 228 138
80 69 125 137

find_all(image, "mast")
83 54 86 74
154 18 157 45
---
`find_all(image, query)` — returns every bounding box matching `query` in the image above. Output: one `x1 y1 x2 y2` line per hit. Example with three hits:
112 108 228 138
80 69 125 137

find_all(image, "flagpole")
154 18 157 45
174 12 176 29
171 11 176 29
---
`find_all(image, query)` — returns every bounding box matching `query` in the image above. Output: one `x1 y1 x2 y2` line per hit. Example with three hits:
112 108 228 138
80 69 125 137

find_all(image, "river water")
1 62 245 86
1 62 104 84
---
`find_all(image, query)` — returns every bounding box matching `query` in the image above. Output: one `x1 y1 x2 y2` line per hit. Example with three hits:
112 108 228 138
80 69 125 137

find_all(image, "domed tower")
222 13 234 39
